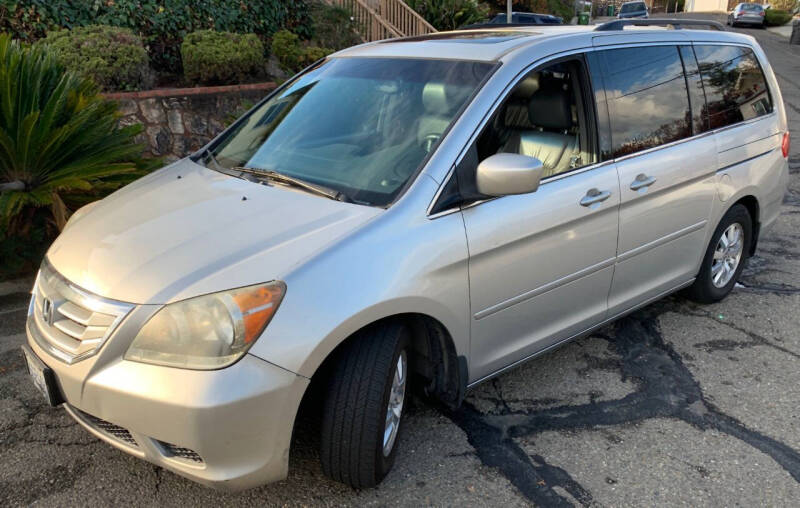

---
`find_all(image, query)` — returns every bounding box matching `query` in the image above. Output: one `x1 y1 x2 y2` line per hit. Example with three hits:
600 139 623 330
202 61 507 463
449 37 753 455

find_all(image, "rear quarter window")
594 45 692 158
693 45 772 129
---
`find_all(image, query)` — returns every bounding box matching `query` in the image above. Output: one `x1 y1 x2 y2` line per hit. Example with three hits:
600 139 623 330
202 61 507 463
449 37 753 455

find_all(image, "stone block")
116 99 139 116
147 125 172 156
139 98 166 124
167 109 184 134
184 112 209 136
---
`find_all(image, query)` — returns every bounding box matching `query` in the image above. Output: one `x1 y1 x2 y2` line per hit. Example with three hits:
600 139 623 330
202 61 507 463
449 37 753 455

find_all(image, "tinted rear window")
594 45 692 158
740 3 763 10
693 45 772 129
620 2 646 12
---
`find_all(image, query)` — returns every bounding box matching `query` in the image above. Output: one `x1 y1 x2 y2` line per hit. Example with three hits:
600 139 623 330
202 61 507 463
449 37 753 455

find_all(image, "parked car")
728 3 767 27
22 20 789 491
487 11 563 24
617 1 649 18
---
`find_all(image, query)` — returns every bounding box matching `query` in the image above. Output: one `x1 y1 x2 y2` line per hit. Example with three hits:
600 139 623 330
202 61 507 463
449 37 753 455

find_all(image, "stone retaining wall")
103 82 277 162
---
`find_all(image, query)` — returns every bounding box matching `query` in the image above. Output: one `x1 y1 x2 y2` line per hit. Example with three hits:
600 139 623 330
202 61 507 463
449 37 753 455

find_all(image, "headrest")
512 73 540 99
528 81 571 131
422 83 450 115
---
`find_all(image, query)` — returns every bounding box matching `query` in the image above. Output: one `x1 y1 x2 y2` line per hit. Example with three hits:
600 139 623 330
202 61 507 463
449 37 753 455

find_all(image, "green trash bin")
578 12 590 25
607 5 615 16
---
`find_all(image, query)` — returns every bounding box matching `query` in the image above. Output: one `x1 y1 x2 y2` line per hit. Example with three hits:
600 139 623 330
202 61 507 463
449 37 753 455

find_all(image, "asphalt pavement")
1 15 799 507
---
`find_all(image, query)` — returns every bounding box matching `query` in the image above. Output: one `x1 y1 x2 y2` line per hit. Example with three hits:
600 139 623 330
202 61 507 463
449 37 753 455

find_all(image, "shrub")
310 2 362 51
546 0 574 21
0 35 150 276
765 9 793 26
0 0 313 73
182 30 264 85
271 30 332 73
406 0 490 30
37 25 151 92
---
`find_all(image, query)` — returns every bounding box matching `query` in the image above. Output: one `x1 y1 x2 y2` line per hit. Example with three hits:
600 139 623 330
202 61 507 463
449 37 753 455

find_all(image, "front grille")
76 409 139 448
29 261 133 364
157 440 204 463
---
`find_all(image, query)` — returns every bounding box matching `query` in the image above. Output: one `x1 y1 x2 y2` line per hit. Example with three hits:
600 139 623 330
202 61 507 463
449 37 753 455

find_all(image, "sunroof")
382 31 534 44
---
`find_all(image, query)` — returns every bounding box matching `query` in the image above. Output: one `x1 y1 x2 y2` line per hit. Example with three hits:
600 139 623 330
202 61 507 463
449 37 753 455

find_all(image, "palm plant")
0 34 145 234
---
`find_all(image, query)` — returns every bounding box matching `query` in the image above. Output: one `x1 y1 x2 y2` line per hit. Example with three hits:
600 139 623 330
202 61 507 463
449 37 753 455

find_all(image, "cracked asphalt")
2 17 799 507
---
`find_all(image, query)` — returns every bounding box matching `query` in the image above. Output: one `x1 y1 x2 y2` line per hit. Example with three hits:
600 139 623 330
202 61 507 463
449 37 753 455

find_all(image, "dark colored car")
617 1 649 19
487 12 563 25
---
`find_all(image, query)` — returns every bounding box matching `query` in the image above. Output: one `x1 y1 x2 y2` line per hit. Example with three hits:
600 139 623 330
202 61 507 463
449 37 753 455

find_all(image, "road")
1 16 799 507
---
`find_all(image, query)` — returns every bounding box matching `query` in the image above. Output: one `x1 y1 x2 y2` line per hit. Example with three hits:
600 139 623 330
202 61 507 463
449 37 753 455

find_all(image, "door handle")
580 188 612 207
630 173 657 191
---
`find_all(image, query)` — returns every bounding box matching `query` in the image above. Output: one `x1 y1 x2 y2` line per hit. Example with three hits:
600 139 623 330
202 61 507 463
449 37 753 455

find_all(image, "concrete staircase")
326 0 437 42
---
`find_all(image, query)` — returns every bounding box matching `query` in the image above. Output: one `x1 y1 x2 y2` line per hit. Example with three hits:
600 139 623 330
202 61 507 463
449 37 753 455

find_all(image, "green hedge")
182 30 264 85
38 25 151 91
765 9 793 26
271 30 332 74
0 0 312 72
310 2 362 51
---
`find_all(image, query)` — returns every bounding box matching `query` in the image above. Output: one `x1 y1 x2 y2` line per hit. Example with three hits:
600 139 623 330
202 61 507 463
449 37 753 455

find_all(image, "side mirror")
476 153 544 197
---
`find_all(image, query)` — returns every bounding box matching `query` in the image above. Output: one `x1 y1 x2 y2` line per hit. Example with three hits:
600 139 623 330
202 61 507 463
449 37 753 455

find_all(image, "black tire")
686 204 752 304
320 322 410 488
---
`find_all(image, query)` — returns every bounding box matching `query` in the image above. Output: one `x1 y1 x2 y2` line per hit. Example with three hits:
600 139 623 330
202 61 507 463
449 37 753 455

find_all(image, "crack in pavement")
678 305 800 359
443 302 800 506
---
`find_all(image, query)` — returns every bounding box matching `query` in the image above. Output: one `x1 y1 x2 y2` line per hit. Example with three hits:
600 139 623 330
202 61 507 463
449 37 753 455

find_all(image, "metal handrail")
326 0 436 42
327 0 402 42
594 18 726 31
377 0 437 37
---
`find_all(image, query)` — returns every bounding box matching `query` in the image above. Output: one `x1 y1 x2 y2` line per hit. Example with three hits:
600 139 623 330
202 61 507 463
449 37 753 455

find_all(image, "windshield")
740 3 762 10
620 2 645 12
205 57 495 206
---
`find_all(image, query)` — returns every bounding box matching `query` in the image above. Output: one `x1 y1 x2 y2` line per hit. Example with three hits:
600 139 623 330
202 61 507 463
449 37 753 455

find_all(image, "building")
684 0 729 11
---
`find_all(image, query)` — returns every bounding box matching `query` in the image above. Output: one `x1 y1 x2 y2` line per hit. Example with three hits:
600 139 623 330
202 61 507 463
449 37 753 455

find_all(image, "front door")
459 57 621 383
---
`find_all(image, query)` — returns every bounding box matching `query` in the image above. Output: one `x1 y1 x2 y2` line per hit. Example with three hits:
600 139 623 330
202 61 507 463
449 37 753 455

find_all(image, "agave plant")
0 34 145 234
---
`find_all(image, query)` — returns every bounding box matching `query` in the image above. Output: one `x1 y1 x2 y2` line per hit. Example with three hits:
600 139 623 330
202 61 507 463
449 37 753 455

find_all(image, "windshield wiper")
233 167 351 203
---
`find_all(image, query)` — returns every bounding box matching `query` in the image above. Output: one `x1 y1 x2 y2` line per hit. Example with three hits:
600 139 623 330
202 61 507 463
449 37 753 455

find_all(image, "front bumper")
26 317 309 491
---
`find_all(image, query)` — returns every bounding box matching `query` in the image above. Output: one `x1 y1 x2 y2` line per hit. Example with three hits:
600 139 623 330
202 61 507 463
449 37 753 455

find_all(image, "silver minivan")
22 20 790 490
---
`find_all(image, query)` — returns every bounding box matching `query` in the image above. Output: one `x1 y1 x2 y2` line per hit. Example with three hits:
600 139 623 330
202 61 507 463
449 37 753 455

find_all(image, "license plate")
21 345 61 406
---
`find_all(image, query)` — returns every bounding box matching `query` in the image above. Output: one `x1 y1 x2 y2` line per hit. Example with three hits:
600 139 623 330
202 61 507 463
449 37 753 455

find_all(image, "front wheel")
686 204 752 303
320 322 410 488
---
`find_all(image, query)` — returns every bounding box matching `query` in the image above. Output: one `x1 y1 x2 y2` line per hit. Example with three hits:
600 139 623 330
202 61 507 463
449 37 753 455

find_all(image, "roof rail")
594 18 726 31
459 22 562 30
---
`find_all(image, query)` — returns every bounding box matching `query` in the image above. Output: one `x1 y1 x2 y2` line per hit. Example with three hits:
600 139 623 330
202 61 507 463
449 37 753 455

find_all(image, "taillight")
783 131 791 158
759 10 765 16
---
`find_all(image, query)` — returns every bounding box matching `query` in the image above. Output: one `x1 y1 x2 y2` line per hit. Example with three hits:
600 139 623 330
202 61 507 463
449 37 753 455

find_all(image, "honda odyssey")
22 20 790 491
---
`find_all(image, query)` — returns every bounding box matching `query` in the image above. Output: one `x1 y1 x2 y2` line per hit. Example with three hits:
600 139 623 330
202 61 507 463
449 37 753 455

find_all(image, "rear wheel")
686 204 752 303
320 322 410 488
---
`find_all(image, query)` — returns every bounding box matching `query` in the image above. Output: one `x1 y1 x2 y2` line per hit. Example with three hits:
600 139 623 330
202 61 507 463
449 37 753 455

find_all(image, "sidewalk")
767 23 793 38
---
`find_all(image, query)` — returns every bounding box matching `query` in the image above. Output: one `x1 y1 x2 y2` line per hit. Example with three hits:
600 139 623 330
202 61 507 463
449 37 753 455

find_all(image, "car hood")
46 159 382 304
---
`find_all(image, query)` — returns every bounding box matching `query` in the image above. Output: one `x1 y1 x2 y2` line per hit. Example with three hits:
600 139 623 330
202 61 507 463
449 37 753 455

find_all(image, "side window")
473 58 597 179
693 45 773 129
595 45 692 158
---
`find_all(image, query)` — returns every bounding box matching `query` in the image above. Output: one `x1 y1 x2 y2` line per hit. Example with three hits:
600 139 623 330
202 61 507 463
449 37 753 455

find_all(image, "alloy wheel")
382 351 407 457
711 223 744 288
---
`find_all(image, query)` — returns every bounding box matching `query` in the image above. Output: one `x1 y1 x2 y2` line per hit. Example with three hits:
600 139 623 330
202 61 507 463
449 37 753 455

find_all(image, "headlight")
125 281 286 370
